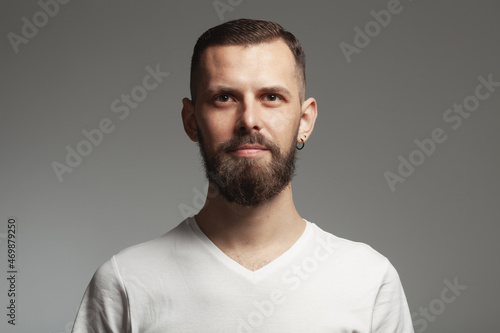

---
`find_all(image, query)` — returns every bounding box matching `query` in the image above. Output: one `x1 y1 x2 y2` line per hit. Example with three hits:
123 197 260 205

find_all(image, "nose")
235 99 263 134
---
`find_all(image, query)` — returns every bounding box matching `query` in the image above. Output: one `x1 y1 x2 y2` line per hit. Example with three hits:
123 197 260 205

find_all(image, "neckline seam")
186 216 313 280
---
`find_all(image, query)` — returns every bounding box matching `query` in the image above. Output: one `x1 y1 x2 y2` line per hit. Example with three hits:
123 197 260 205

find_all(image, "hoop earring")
296 138 305 150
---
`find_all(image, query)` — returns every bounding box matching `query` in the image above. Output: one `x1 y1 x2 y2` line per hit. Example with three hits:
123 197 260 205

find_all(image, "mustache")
218 133 280 155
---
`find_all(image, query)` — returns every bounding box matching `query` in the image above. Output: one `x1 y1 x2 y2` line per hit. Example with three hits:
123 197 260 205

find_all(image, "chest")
223 250 274 271
124 253 380 332
127 274 374 333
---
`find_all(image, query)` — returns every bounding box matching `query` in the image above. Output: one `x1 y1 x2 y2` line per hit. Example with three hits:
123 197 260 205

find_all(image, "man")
72 19 414 332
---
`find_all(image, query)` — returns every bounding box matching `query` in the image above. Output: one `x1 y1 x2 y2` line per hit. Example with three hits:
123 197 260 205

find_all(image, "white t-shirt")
71 217 414 332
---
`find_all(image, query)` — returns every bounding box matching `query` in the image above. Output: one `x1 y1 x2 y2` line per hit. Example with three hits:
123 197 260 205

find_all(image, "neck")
195 183 305 252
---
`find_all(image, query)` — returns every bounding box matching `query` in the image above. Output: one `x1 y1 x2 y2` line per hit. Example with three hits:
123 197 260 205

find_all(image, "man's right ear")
181 97 198 142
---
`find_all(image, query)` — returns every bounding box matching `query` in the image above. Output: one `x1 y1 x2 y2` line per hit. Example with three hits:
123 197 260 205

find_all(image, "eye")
264 94 280 102
214 94 234 103
262 94 285 106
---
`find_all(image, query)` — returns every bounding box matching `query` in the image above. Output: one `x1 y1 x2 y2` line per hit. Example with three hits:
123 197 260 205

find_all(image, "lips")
228 144 269 156
232 144 267 151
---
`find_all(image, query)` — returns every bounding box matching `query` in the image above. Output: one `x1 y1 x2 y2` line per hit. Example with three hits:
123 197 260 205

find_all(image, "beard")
197 129 298 207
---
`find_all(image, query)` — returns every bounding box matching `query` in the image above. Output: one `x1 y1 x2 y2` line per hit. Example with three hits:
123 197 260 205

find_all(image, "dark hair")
190 18 306 103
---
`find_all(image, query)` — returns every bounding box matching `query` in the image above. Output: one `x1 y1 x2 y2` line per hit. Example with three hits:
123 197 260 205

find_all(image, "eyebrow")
259 86 293 99
204 85 293 99
204 85 237 97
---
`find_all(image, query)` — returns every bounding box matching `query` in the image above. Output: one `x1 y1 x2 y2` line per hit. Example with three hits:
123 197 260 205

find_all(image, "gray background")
1 0 499 332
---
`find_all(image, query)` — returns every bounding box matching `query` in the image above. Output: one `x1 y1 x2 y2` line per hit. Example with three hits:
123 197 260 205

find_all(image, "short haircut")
189 18 306 103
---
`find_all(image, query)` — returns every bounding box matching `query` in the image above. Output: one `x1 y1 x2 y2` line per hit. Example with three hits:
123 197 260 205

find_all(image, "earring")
296 138 305 150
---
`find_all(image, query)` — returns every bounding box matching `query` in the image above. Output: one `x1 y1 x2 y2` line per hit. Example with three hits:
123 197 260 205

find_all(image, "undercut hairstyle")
189 18 306 103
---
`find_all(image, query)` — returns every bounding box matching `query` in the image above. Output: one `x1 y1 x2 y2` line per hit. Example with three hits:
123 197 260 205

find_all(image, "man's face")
188 40 305 206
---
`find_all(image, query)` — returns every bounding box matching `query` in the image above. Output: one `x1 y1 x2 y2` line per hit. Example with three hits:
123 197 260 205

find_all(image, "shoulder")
96 218 195 277
309 222 388 261
117 218 191 257
306 221 392 277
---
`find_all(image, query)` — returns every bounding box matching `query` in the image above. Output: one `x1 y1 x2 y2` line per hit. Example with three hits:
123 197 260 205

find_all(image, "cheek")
267 112 300 145
265 111 283 132
199 113 235 146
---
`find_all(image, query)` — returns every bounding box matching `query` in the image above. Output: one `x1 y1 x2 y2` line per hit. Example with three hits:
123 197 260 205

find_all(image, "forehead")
198 39 299 93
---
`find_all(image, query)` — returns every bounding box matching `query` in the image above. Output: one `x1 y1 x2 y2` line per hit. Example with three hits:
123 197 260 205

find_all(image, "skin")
181 39 318 271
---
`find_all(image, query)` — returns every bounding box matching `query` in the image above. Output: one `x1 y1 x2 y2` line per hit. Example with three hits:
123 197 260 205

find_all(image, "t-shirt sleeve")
371 260 414 333
71 256 130 333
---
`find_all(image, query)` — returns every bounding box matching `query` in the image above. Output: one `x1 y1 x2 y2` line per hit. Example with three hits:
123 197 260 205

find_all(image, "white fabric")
72 217 414 332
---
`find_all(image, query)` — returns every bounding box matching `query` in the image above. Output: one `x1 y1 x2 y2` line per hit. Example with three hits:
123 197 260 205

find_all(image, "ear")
297 97 318 143
181 97 198 142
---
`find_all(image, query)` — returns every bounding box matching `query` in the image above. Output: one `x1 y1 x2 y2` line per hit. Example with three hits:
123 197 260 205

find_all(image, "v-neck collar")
187 216 312 283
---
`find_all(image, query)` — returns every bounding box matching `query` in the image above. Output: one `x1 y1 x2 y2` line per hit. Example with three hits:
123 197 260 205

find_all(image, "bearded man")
72 18 414 333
